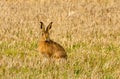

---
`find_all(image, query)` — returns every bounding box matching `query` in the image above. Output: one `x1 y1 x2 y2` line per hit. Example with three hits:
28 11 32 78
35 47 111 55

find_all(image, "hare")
38 22 67 61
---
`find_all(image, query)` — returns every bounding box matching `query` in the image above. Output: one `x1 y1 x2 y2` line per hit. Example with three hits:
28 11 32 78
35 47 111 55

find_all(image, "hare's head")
40 22 53 41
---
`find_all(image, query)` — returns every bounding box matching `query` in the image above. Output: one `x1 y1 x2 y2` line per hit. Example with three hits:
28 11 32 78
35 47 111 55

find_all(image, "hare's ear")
40 22 45 31
46 22 53 31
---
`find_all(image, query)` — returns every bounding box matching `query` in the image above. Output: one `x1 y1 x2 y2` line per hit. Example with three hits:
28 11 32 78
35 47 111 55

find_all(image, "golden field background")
0 0 120 79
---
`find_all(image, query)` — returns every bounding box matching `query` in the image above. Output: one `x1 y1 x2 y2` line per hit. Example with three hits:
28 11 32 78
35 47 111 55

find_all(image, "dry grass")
0 0 120 79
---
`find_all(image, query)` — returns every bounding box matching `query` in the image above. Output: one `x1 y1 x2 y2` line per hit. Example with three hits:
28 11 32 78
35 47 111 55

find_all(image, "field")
0 0 120 79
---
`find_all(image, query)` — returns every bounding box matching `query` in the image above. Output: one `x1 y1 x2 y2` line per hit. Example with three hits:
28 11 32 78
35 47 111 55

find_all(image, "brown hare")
38 22 67 62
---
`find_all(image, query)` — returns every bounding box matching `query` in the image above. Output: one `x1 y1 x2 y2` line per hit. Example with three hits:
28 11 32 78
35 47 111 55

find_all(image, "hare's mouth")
45 38 50 42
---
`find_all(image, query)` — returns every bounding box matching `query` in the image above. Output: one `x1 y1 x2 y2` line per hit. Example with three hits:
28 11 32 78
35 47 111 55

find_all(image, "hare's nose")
46 38 50 42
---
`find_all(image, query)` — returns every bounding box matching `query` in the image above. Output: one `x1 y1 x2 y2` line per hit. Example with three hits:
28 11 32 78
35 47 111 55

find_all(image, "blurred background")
0 0 120 79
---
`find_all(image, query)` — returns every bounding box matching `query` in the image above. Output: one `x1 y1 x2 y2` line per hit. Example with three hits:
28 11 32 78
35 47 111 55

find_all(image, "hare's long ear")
40 22 45 31
46 22 53 32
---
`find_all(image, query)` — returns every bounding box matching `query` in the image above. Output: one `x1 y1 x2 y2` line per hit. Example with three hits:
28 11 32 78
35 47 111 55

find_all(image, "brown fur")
38 22 67 60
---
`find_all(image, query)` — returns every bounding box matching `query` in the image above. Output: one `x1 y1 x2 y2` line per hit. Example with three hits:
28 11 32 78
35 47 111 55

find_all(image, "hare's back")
52 41 67 59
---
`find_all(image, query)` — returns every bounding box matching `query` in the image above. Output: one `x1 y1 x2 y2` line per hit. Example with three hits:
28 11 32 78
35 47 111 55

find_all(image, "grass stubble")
0 0 120 79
